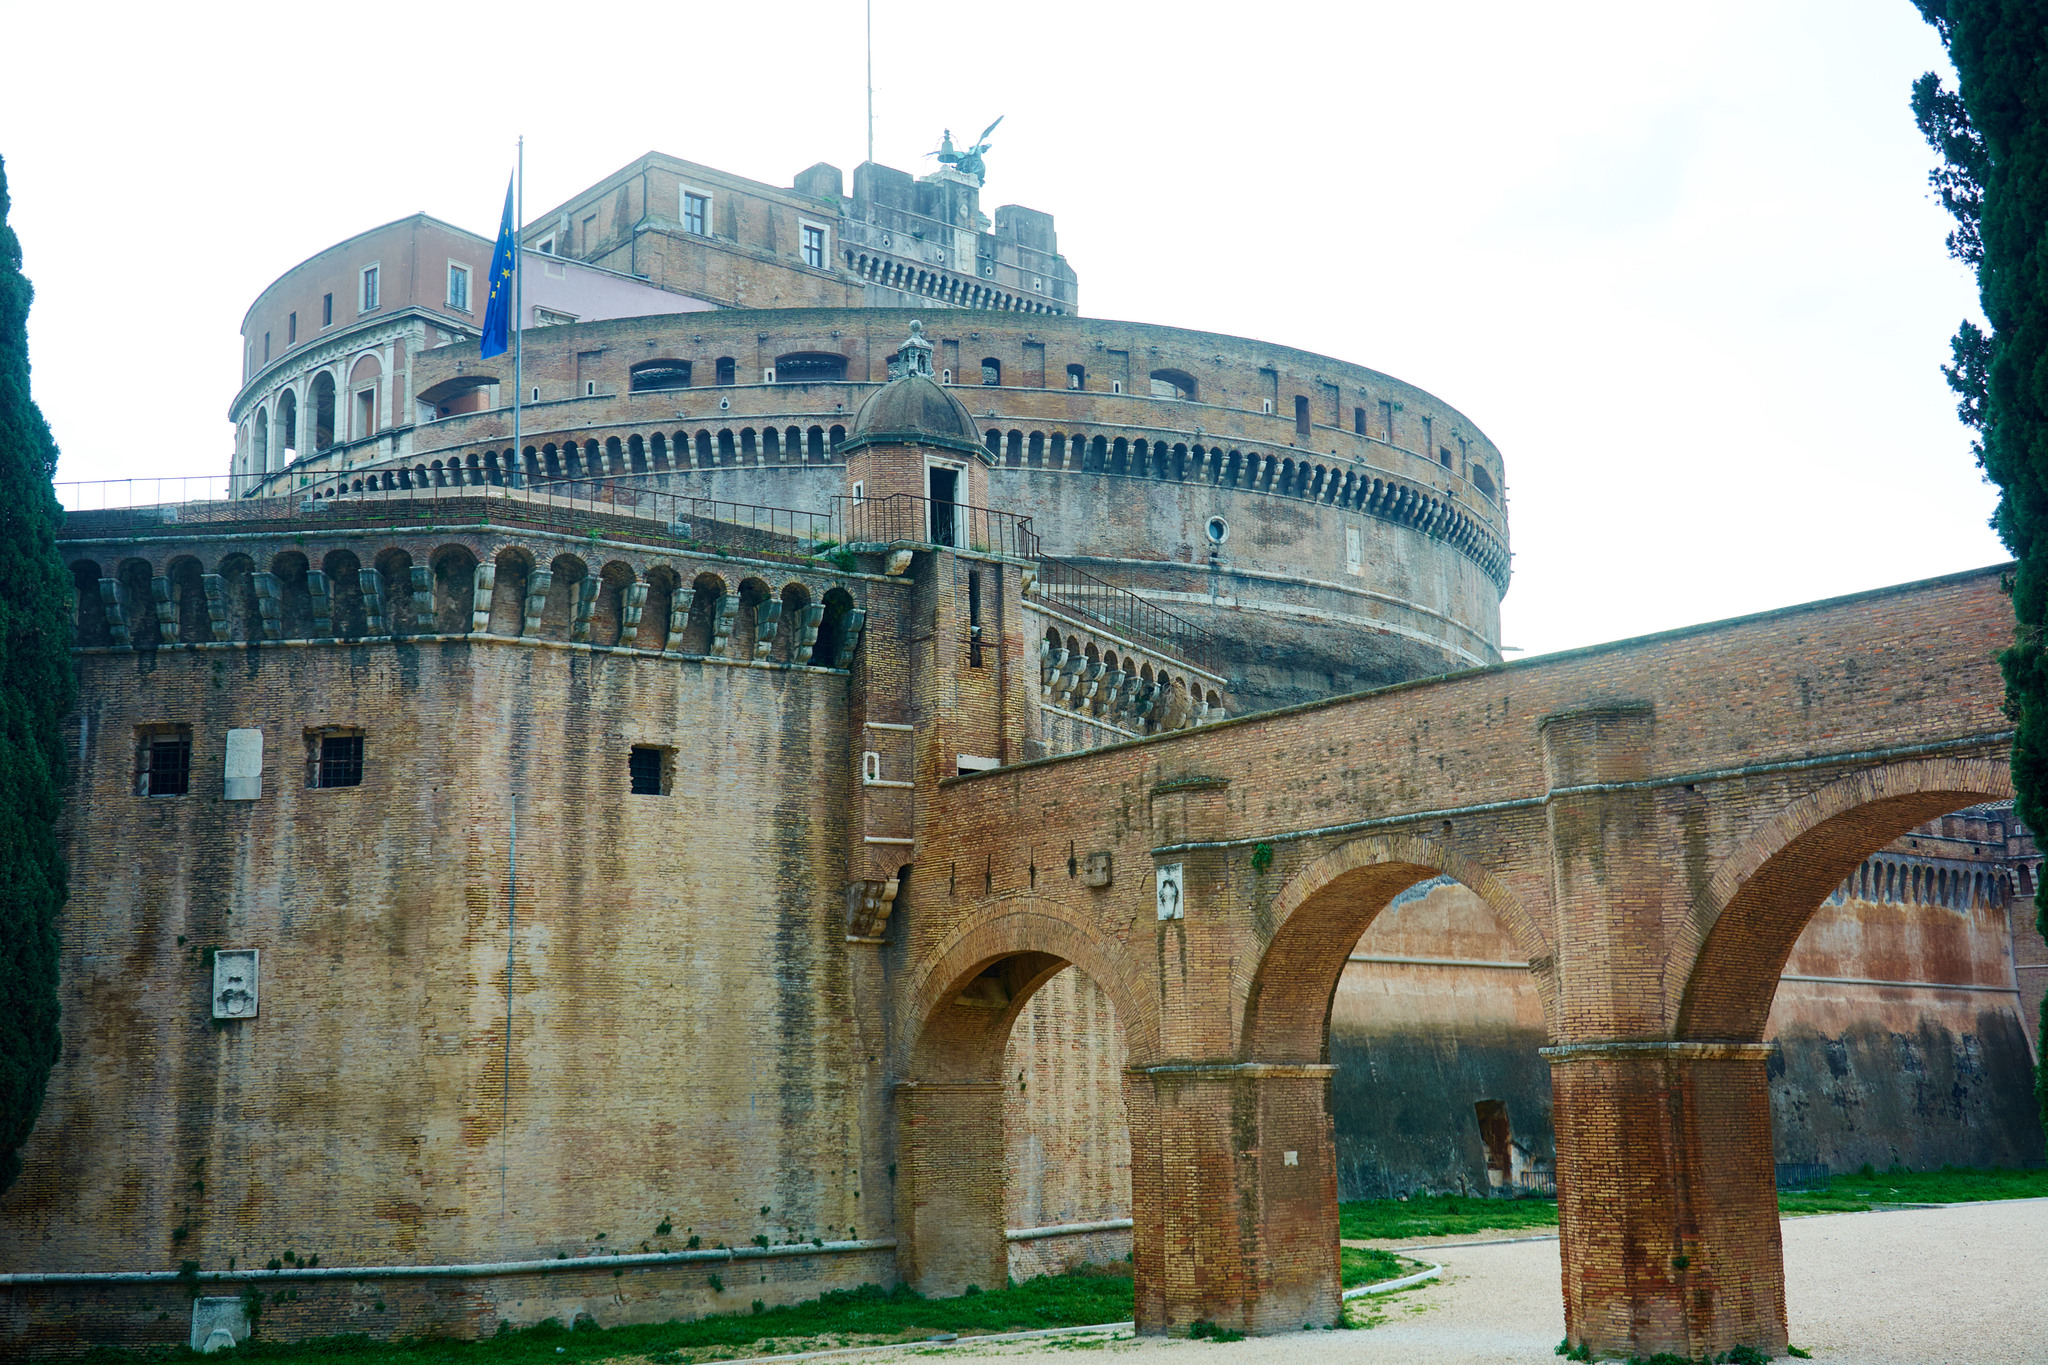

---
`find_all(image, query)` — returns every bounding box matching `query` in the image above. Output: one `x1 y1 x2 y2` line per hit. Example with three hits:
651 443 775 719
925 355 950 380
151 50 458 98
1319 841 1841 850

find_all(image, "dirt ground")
858 1198 2048 1365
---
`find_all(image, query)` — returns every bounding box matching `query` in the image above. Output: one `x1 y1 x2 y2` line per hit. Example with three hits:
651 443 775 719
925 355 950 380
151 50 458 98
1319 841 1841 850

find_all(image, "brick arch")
1243 832 1546 1062
901 895 1155 1079
1673 754 2012 1042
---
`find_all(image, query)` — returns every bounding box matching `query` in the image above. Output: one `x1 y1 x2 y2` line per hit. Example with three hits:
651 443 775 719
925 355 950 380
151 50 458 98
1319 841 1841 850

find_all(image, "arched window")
1067 364 1085 391
630 359 693 391
774 352 849 382
277 390 299 462
980 357 1002 385
309 372 337 451
1472 464 1497 501
715 356 737 386
1149 369 1197 401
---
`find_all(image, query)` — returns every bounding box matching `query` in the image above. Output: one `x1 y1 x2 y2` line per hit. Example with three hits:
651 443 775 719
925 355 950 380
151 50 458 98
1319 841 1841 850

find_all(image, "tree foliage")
1911 0 2048 1123
0 153 72 1194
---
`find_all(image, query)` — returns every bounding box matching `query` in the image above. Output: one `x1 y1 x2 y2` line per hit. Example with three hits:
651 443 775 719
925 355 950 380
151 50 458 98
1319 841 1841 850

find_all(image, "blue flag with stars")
480 176 515 358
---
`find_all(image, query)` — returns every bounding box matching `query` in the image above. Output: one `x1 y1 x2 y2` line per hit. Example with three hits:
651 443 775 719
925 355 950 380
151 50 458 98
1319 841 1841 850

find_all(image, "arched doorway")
897 902 1142 1301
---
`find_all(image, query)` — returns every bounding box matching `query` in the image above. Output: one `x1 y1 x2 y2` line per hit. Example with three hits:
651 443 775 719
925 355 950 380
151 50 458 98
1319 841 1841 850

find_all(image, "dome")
842 322 989 459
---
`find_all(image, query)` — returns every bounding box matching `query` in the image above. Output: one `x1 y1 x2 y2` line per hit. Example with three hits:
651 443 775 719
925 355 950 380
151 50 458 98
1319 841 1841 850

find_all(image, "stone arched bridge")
893 564 2013 1360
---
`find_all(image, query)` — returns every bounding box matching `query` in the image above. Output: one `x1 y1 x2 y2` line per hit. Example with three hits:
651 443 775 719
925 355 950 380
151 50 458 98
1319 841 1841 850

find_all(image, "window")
288 312 298 345
1205 516 1229 545
322 293 334 327
584 381 597 397
1353 406 1365 435
531 387 540 402
1262 398 1274 414
1379 400 1395 443
715 356 736 386
311 732 364 788
448 263 471 311
1294 394 1311 437
630 360 692 392
1032 276 1044 293
1440 446 1454 468
851 480 865 504
628 746 666 795
802 223 826 269
355 388 376 439
1110 379 1123 394
967 570 984 668
981 357 1002 385
775 352 848 382
138 726 192 797
1067 364 1085 390
263 332 271 364
682 191 709 236
536 235 556 255
360 265 380 312
1150 369 1197 401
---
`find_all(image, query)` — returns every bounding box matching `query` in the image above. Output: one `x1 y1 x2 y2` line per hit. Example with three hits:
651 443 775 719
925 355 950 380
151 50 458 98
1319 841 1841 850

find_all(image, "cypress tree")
0 153 73 1194
1912 0 2048 1123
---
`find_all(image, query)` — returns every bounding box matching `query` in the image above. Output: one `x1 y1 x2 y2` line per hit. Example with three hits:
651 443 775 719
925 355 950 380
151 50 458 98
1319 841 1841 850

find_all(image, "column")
1546 1043 1785 1360
894 1081 1007 1296
1125 1063 1340 1336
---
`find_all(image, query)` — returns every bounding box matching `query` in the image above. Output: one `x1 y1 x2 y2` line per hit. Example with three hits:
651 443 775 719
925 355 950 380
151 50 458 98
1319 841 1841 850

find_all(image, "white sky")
2 0 1995 659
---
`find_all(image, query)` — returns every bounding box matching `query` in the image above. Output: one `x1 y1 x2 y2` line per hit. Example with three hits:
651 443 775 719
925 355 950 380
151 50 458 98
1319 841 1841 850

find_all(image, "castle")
3 147 2042 1357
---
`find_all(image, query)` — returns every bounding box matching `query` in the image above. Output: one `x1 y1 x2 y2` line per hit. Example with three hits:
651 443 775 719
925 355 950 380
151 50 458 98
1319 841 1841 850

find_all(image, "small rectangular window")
356 388 376 439
360 265 380 312
448 263 471 311
1067 364 1085 391
1379 400 1395 444
629 746 666 795
1294 394 1311 437
313 733 364 788
1440 445 1454 468
138 726 192 797
683 192 709 236
322 293 334 327
288 312 297 345
802 224 825 269
967 570 984 669
1353 406 1365 435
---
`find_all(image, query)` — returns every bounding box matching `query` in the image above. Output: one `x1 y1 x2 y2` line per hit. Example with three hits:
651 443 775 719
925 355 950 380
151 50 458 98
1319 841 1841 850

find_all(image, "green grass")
1775 1164 2048 1216
1339 1193 1560 1241
1341 1166 2048 1240
1338 1246 1414 1288
81 1265 1136 1365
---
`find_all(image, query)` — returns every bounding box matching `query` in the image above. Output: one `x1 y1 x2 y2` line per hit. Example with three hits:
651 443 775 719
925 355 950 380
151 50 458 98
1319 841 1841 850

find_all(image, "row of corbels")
94 568 866 665
1038 639 1207 731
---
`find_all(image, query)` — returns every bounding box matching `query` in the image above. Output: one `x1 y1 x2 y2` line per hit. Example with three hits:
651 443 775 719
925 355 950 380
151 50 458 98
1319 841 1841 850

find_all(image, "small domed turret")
844 321 986 460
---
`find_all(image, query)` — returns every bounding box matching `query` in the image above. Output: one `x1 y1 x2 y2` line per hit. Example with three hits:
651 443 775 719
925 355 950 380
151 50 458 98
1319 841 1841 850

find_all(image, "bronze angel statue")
931 116 1003 183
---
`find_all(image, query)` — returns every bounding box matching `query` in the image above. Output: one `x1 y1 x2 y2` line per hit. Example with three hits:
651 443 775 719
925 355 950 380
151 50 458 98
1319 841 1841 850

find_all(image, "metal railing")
55 474 835 557
835 493 1040 560
1033 556 1220 675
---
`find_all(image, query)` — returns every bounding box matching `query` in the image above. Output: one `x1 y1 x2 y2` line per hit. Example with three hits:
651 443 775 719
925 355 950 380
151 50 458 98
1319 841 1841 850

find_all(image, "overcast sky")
2 0 1994 658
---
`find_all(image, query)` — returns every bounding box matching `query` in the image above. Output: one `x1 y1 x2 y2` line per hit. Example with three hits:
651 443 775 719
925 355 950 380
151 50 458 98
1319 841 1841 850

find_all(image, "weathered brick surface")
9 456 2021 1363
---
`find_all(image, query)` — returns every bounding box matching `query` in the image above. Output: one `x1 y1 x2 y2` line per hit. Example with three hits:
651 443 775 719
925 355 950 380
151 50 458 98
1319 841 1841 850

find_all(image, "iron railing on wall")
54 475 836 556
1032 556 1220 676
834 493 1040 560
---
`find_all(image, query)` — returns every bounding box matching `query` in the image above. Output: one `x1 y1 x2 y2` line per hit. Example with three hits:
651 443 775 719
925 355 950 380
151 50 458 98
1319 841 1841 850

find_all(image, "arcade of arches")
895 564 2016 1361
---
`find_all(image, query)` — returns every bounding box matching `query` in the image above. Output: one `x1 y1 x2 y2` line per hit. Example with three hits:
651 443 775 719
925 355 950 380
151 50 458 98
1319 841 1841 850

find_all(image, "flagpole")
512 135 525 489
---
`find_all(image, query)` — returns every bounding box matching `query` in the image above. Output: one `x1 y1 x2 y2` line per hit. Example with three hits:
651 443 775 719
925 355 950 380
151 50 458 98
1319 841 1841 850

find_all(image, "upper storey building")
525 152 1076 315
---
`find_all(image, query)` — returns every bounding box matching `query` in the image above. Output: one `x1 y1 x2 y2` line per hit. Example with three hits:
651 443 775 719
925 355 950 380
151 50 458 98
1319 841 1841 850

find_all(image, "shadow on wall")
1768 1015 2045 1172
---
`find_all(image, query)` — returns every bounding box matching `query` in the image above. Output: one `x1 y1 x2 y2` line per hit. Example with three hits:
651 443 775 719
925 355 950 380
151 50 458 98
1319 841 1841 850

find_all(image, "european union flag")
480 176 516 358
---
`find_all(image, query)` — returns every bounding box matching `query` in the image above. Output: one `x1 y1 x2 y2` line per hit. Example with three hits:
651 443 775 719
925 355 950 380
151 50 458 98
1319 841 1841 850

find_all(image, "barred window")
308 730 365 789
629 746 666 796
139 726 192 797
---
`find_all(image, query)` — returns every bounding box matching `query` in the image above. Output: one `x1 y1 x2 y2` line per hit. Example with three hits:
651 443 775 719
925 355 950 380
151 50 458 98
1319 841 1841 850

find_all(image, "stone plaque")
1155 863 1184 921
212 949 259 1020
1082 852 1113 888
223 728 263 800
191 1296 249 1352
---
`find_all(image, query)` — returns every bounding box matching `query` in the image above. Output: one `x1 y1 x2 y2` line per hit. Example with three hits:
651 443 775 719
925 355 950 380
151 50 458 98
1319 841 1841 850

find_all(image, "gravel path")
888 1198 2047 1364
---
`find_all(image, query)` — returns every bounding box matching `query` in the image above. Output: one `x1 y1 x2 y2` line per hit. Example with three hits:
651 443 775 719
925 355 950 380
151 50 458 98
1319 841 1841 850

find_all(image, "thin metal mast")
512 136 525 488
866 0 873 166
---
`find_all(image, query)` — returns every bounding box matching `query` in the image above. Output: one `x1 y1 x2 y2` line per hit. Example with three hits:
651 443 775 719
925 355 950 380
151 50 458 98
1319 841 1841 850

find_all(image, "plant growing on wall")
1910 0 2048 1121
0 154 73 1193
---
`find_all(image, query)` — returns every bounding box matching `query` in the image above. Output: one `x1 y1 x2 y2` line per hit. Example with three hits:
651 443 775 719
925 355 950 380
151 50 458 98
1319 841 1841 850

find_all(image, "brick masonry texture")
6 468 2029 1363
